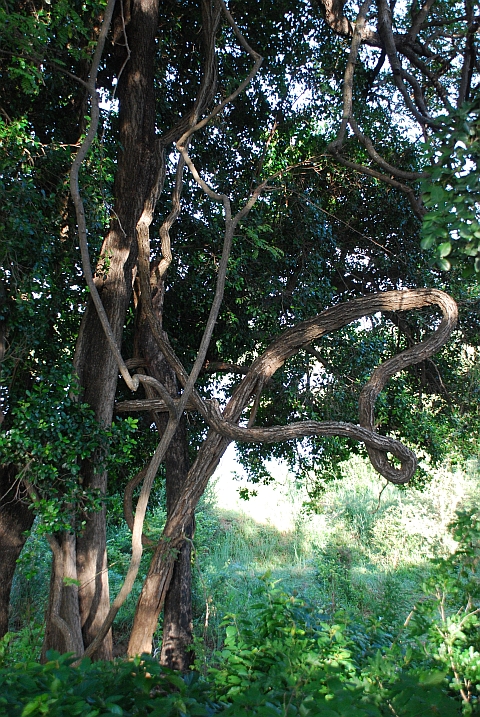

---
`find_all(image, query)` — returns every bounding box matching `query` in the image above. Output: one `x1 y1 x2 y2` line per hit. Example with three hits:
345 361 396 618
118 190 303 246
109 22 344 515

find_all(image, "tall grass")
192 456 480 659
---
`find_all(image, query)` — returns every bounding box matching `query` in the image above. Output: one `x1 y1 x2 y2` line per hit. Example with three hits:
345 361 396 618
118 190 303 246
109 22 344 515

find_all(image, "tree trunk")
134 277 195 669
41 531 84 660
127 429 230 657
0 465 35 639
43 0 162 660
160 518 194 670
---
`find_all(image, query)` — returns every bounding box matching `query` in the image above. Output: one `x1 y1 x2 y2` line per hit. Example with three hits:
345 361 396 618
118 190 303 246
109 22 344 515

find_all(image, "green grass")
191 456 480 658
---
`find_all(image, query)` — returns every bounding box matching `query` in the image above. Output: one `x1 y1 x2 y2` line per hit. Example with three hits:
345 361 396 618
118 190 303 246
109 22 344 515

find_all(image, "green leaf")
438 241 452 258
436 258 451 271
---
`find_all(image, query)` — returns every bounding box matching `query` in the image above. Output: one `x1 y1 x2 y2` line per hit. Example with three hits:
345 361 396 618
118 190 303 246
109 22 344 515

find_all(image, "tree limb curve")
120 289 457 485
212 287 457 485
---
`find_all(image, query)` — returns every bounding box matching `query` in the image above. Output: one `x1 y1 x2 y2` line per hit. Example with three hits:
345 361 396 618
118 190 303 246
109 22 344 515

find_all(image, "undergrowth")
3 457 480 715
2 507 480 715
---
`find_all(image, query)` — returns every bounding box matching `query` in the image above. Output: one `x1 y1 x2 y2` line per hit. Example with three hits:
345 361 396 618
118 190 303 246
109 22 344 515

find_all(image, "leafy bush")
0 652 215 717
2 505 479 717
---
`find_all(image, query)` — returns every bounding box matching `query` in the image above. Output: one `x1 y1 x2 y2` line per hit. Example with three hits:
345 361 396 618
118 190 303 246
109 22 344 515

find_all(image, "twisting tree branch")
318 0 477 210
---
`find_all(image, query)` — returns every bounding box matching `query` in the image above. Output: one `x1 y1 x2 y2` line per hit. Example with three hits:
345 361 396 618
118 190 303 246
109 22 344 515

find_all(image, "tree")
0 0 478 666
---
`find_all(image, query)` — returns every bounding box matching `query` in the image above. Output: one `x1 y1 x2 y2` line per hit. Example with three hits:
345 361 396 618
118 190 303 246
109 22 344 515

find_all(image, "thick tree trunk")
160 406 194 671
41 532 84 660
160 518 195 670
43 0 162 660
0 465 35 639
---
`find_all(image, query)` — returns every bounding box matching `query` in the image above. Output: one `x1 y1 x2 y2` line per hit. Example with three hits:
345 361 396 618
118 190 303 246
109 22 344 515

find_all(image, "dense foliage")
2 507 480 715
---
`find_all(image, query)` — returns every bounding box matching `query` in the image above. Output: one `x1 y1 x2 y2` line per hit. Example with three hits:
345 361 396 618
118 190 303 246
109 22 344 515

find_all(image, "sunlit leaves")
421 104 480 274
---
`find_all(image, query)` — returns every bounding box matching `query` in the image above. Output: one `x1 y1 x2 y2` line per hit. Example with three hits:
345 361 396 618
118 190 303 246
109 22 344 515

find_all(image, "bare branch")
377 0 436 127
203 361 250 375
123 468 156 547
328 150 426 218
458 0 478 106
329 0 373 152
400 44 454 112
81 0 265 660
69 0 143 393
206 401 417 484
115 397 197 413
407 0 437 42
348 116 426 180
124 288 458 655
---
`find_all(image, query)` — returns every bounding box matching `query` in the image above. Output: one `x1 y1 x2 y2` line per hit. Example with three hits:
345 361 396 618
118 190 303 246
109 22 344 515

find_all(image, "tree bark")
43 0 162 660
134 278 195 670
41 532 84 660
127 429 228 657
0 465 35 639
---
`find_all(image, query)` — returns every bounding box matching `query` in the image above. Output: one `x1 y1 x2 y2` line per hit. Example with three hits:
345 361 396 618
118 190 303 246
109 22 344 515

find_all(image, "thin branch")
176 0 262 147
328 150 426 218
348 116 426 180
123 468 156 547
377 0 437 127
0 49 89 88
407 0 437 42
203 361 250 375
328 0 373 152
400 44 454 112
69 0 141 392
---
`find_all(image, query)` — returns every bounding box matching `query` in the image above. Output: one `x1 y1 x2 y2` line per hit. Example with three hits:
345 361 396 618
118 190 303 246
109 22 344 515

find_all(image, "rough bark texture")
41 532 84 661
160 515 194 670
43 0 162 660
0 465 35 638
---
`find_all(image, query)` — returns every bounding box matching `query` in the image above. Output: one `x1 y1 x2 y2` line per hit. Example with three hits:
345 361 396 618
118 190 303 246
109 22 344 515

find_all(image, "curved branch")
215 288 457 484
125 288 458 655
377 0 437 128
206 402 416 484
348 117 426 180
328 151 426 218
123 468 156 548
117 289 458 485
332 0 373 150
407 0 437 42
